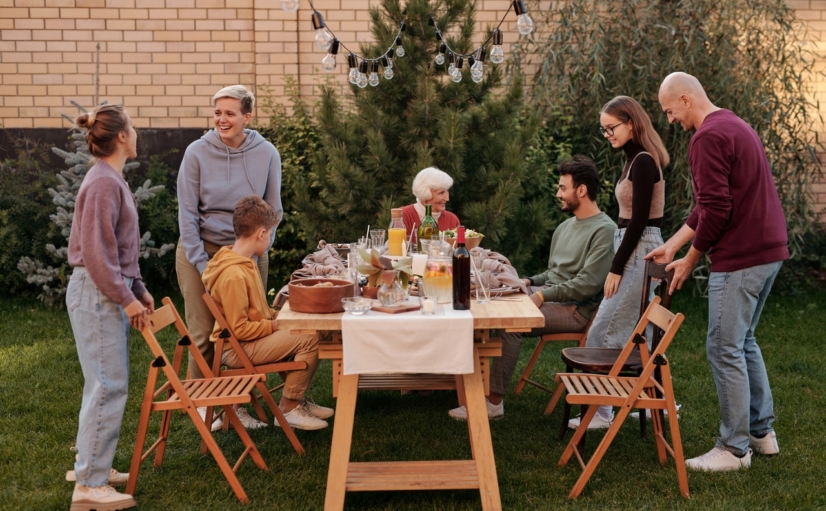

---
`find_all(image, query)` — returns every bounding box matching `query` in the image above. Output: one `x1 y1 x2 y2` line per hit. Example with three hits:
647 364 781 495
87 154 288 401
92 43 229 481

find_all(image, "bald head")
658 72 718 131
659 72 708 102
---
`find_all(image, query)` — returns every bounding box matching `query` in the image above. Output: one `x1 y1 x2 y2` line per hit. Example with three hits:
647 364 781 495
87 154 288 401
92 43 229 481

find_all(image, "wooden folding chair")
545 261 675 443
202 291 306 455
555 296 689 499
127 297 268 503
514 323 591 395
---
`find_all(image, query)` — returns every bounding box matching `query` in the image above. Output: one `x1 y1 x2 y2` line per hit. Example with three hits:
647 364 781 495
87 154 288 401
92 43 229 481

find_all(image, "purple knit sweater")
686 110 789 272
67 160 147 307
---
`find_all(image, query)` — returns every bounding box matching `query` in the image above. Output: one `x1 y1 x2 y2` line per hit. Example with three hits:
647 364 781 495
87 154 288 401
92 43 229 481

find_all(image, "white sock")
596 405 613 421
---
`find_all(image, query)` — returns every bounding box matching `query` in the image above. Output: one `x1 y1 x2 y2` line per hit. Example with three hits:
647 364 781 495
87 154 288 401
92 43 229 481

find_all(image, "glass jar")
377 270 406 307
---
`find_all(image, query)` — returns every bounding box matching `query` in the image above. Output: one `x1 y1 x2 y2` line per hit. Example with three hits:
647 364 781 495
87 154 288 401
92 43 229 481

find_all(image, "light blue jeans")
67 267 131 488
707 260 782 456
586 227 663 349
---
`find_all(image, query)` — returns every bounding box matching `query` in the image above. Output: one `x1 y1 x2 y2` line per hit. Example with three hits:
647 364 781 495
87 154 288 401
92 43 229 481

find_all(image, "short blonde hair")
213 85 255 115
412 167 454 202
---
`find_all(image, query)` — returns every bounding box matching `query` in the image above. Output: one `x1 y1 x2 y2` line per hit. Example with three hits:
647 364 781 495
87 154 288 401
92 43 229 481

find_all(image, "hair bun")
76 111 96 128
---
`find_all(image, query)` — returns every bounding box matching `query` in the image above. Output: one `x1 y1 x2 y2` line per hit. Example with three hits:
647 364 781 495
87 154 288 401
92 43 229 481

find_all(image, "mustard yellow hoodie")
201 246 274 345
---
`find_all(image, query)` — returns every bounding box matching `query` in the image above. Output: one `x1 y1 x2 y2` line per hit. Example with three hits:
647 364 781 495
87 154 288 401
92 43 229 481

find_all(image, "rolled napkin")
469 248 528 295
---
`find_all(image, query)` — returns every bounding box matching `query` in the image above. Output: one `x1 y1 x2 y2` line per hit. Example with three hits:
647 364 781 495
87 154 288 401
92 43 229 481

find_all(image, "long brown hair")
74 104 129 158
601 96 670 169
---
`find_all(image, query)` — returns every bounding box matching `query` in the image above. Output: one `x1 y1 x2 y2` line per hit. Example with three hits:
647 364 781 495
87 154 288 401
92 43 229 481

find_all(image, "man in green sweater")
450 156 616 420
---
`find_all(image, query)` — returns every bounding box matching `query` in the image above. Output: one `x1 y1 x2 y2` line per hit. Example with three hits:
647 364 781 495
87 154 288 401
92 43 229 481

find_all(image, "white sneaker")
303 398 334 419
448 399 504 421
568 412 613 430
197 407 223 432
70 483 136 511
749 430 779 455
685 446 752 472
630 404 682 420
234 407 268 430
283 403 328 431
66 468 129 486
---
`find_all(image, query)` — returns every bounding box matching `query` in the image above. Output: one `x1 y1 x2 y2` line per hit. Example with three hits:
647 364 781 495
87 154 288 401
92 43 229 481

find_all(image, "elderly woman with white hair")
176 85 282 430
401 166 461 244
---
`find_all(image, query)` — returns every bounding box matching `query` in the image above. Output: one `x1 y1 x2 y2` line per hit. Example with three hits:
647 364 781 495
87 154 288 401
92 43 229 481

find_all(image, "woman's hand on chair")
140 291 155 313
125 299 148 331
603 272 621 299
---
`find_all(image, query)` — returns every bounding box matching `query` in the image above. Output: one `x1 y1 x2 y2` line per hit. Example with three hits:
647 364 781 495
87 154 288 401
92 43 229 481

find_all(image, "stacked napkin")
469 248 528 294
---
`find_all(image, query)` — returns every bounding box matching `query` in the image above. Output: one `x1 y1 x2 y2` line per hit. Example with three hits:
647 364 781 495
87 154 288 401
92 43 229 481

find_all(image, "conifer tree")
293 0 555 270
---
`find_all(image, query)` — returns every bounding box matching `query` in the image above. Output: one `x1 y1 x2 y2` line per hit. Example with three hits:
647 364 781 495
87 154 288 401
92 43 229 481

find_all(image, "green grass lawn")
1 291 825 510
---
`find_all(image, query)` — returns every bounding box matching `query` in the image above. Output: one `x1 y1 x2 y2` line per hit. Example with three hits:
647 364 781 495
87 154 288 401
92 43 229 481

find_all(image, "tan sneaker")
282 403 328 430
234 407 268 430
66 468 129 486
304 397 334 419
70 483 136 511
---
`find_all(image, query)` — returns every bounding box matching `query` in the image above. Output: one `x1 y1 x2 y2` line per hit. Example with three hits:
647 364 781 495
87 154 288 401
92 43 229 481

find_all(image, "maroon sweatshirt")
68 160 147 307
686 109 789 272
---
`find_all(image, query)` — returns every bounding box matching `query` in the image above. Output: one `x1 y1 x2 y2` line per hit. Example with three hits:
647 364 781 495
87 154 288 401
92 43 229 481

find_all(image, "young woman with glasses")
570 96 669 430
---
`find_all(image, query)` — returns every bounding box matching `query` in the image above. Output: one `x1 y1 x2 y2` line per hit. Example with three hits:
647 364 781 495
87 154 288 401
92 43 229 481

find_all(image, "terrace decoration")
280 0 533 86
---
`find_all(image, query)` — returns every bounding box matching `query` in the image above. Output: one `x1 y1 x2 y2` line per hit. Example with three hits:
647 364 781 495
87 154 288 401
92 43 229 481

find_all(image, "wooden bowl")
288 277 355 314
445 236 483 250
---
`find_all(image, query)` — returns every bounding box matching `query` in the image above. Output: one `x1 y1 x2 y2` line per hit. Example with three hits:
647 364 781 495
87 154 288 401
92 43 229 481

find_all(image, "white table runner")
341 297 474 376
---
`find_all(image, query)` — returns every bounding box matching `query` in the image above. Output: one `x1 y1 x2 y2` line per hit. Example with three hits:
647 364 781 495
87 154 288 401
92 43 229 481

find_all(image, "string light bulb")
381 56 393 79
368 61 380 86
490 29 504 64
395 36 405 57
435 43 446 65
280 0 298 12
513 0 534 35
321 39 339 72
452 56 463 83
347 54 359 84
471 47 485 83
357 60 369 88
311 12 333 51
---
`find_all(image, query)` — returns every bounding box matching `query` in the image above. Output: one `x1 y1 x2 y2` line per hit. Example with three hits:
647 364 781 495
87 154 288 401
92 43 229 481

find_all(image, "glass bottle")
387 208 406 256
417 204 438 252
452 226 471 310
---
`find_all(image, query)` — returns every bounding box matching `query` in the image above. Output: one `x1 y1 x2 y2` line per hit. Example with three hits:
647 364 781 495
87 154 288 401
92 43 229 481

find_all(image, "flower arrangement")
356 248 412 289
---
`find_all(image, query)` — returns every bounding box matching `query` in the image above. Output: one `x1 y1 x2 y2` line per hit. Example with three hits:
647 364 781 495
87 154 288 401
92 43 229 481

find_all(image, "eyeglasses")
599 122 624 137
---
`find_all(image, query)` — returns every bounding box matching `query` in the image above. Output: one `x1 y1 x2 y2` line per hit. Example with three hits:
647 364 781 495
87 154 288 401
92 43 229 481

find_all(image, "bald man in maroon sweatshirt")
648 72 788 473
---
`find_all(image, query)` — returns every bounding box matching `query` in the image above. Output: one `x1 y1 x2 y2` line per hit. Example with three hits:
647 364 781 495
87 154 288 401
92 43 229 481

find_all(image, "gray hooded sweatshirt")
178 129 282 273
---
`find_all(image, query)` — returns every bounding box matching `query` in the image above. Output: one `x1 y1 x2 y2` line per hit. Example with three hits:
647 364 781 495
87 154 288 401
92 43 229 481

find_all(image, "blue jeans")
707 260 782 456
67 267 131 487
586 227 663 349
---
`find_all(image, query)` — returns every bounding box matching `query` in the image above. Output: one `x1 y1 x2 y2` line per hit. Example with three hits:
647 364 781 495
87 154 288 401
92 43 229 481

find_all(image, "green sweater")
530 212 616 320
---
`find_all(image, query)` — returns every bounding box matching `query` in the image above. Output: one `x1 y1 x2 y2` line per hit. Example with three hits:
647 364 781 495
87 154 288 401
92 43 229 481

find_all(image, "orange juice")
388 228 407 256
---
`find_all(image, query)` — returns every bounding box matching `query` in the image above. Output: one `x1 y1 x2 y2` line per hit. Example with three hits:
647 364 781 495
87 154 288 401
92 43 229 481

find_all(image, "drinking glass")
475 269 491 304
419 295 436 315
370 229 386 249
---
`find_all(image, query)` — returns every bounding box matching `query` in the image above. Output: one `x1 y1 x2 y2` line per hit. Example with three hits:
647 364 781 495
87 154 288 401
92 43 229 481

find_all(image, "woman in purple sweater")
65 105 153 511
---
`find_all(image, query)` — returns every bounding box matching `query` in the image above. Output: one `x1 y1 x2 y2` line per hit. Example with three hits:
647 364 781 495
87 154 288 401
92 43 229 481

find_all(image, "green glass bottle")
417 204 438 251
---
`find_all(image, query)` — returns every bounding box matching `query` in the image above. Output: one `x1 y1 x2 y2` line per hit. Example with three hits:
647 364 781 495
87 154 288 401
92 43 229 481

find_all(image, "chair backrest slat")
146 305 177 334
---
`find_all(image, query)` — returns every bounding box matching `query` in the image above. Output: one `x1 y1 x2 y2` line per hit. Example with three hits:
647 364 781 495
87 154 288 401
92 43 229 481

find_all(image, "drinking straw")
408 222 416 253
365 224 371 244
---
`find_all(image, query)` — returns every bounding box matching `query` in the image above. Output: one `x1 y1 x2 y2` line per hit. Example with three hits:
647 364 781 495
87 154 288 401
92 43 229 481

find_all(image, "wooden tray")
370 300 421 314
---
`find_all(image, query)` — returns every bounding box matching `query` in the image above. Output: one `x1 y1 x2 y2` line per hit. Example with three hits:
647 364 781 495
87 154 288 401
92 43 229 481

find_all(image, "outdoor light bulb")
395 36 405 57
471 60 483 77
490 45 504 64
357 72 368 88
368 61 379 86
451 69 462 83
472 72 483 83
381 56 393 79
516 13 534 35
321 53 336 72
349 67 359 84
435 53 445 65
384 66 394 79
280 0 298 12
315 28 333 51
448 62 455 75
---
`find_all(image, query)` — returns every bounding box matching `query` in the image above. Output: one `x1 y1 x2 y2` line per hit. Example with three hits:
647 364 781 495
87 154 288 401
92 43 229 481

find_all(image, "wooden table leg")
463 348 502 511
324 373 359 511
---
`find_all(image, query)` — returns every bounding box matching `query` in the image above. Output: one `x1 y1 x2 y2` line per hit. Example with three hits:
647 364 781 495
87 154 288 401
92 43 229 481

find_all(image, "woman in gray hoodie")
176 85 282 402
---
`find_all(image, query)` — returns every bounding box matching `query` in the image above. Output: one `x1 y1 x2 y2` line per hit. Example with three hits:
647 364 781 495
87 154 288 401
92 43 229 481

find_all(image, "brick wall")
0 0 824 220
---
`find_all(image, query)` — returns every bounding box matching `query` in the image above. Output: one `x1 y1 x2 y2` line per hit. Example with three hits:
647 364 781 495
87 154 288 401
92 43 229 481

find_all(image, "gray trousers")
491 288 589 396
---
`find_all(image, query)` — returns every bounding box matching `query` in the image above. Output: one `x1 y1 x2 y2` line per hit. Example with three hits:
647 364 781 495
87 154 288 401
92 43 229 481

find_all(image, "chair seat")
557 373 657 407
155 374 263 409
561 347 642 373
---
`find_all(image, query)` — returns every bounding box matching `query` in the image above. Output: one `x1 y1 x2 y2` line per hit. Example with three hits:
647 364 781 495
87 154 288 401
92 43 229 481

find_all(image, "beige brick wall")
0 0 534 128
0 0 824 221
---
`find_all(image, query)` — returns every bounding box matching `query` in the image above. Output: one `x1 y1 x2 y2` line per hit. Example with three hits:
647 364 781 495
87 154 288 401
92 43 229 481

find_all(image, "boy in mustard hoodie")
202 195 332 431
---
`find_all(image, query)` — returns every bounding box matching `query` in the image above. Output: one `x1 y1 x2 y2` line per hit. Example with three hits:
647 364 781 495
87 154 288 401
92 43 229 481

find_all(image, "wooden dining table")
277 294 544 511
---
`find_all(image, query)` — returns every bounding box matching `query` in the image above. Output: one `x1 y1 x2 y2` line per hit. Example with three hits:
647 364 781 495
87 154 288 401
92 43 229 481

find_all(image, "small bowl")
445 236 483 250
341 297 372 315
